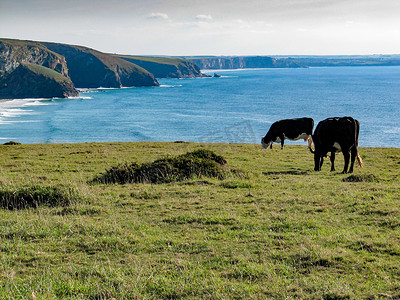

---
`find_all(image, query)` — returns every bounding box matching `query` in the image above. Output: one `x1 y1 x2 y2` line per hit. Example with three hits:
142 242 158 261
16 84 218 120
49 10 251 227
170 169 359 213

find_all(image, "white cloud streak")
195 14 213 21
148 12 169 20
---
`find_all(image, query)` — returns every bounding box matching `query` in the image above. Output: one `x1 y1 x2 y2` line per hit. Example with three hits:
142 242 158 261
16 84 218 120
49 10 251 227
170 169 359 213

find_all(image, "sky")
1 0 399 56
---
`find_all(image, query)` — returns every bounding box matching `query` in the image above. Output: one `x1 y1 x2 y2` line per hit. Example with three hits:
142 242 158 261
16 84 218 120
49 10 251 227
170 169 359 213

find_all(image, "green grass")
0 142 399 299
21 63 70 83
93 149 228 184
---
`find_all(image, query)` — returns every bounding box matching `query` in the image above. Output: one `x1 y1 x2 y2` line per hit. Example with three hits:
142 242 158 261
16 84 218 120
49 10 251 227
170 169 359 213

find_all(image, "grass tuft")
3 141 21 145
220 180 253 189
0 185 84 210
343 174 378 182
93 149 228 184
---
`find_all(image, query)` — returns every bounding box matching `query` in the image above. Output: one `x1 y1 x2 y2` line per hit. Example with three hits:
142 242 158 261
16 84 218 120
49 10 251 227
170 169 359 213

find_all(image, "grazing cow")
261 117 314 151
313 116 363 173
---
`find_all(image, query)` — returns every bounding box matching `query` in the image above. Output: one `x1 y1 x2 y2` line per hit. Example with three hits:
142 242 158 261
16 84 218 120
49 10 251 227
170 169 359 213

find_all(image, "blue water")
0 66 399 147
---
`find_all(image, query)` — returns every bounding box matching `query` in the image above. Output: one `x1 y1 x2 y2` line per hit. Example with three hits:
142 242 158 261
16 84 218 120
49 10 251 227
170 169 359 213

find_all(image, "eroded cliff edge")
0 63 78 99
186 56 301 70
0 38 160 99
117 55 206 78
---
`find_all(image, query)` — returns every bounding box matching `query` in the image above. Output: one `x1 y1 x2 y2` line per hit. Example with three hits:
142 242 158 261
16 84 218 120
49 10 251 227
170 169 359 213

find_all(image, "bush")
94 149 228 184
3 141 21 145
342 174 378 183
0 185 83 210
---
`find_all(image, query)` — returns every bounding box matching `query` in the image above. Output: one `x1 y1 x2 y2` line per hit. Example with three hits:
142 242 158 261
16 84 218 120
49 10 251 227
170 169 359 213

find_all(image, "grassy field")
0 142 399 299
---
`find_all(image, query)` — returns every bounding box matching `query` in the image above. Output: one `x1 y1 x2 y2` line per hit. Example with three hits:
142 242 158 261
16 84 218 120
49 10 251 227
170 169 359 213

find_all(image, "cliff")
0 38 160 99
116 55 205 78
0 38 69 77
186 56 302 70
0 63 78 99
273 55 400 67
41 42 159 88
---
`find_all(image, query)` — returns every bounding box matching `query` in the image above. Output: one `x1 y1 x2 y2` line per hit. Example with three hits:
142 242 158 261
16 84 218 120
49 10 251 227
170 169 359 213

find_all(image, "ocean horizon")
0 66 399 147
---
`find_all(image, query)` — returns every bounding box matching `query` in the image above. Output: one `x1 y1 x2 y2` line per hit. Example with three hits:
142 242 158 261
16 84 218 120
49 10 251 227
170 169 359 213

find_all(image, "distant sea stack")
186 56 302 70
116 55 206 78
41 42 159 88
0 63 78 99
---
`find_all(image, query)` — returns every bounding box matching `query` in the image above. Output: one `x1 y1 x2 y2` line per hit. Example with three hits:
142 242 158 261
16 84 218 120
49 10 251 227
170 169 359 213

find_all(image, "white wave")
383 127 400 134
0 98 52 108
97 87 120 90
0 108 32 118
160 84 183 88
77 87 121 93
0 98 49 124
0 120 39 125
22 100 53 107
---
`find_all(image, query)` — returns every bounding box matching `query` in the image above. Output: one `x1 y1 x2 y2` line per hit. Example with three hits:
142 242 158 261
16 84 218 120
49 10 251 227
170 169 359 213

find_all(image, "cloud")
196 14 213 21
148 12 169 21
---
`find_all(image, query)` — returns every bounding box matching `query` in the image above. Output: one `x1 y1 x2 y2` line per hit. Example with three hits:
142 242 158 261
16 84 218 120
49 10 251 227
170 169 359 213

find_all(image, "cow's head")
313 149 326 171
261 137 272 149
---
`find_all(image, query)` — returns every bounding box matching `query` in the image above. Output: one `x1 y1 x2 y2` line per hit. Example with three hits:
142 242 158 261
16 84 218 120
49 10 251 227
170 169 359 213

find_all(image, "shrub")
94 149 228 184
343 174 378 183
3 141 21 145
0 185 83 210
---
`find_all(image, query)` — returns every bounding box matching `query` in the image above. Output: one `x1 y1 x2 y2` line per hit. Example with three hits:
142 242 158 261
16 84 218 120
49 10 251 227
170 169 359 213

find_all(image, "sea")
0 66 399 147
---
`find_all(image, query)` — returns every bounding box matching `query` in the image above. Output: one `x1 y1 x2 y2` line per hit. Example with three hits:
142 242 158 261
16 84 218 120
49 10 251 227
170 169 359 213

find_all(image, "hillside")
0 38 69 78
186 54 400 70
117 55 205 78
0 142 398 298
186 56 301 69
42 42 159 88
0 62 78 99
273 55 400 67
0 38 160 99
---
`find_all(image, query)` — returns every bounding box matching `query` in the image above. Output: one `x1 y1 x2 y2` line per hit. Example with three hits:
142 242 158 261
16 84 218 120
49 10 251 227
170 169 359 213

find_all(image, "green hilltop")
0 141 399 298
116 54 205 78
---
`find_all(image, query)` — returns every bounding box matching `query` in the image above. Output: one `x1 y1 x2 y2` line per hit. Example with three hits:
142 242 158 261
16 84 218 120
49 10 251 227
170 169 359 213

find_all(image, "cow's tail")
308 120 315 154
356 153 364 168
308 135 314 153
354 119 364 168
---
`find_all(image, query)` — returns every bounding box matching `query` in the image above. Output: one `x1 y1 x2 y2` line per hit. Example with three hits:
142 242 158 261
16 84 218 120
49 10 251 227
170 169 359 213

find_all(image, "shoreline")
0 140 399 149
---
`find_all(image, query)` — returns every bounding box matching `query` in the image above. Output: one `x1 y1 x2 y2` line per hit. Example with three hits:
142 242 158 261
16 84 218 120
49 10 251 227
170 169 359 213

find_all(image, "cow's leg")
330 152 336 171
349 147 357 173
280 134 285 150
270 143 273 149
342 151 350 174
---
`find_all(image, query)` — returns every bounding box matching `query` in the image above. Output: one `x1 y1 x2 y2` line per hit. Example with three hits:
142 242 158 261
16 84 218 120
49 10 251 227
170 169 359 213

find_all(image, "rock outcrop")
0 38 69 77
42 42 159 88
0 38 161 99
186 56 301 70
0 63 78 99
117 55 205 78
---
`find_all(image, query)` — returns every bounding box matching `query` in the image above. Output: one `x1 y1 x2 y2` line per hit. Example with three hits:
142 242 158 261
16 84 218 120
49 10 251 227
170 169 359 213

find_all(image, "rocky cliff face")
187 56 301 70
0 63 78 99
42 42 159 88
117 55 205 78
0 39 69 77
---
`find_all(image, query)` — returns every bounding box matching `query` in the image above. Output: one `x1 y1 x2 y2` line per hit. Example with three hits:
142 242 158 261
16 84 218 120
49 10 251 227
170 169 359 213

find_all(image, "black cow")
313 116 363 173
261 117 314 151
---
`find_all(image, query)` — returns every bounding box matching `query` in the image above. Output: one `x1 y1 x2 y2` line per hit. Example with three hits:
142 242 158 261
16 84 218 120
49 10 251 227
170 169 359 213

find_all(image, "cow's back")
313 116 358 151
313 118 337 149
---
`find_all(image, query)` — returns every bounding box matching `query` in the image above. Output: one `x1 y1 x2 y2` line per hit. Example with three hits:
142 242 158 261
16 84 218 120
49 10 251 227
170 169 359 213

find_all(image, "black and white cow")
313 116 363 173
261 117 314 151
